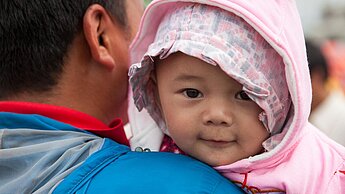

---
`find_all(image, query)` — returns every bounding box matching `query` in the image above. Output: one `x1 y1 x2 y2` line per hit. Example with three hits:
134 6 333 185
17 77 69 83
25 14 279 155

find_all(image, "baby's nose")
202 103 233 127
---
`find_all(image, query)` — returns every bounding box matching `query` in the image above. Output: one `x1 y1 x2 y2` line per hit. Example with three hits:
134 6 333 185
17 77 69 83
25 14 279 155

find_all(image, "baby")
129 1 345 193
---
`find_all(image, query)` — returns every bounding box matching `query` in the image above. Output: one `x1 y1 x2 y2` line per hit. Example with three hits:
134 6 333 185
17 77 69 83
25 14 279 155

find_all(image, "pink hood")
129 0 345 193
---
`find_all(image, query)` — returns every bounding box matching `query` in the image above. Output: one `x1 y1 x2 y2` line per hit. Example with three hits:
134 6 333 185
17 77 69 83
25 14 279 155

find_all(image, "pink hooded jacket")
128 0 345 193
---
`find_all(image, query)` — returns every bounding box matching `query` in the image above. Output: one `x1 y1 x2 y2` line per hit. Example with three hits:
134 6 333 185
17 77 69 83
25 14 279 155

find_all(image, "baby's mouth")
200 138 235 148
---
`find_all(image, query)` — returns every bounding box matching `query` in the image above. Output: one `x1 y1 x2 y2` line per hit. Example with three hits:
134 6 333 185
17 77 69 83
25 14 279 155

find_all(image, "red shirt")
0 101 129 146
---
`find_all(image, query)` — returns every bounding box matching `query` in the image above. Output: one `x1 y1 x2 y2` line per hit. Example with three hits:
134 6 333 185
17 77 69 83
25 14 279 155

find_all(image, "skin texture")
155 52 270 166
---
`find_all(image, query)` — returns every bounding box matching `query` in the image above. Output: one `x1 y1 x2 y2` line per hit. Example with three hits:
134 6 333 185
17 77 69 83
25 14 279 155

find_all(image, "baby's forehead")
154 52 243 88
155 52 218 72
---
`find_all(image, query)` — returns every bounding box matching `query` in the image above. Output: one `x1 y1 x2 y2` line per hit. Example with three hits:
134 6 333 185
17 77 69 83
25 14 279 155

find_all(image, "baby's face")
155 52 269 166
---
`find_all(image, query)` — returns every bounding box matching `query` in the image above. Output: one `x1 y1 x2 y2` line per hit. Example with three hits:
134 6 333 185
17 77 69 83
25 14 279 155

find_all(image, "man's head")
305 40 330 110
0 1 125 98
0 0 144 123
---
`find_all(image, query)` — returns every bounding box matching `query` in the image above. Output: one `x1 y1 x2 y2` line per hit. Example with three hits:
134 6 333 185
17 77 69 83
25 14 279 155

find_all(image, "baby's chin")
208 159 238 167
188 152 241 167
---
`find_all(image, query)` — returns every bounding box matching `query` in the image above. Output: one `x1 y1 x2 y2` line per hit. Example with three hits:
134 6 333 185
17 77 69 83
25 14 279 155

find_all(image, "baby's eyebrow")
173 74 205 82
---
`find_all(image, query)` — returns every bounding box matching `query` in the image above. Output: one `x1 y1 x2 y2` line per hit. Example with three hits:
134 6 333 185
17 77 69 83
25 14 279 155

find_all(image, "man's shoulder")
85 151 243 193
54 143 243 193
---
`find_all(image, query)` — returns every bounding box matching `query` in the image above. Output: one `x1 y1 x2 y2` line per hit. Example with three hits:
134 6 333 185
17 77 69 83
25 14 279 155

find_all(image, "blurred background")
297 0 345 146
297 0 345 41
296 0 345 92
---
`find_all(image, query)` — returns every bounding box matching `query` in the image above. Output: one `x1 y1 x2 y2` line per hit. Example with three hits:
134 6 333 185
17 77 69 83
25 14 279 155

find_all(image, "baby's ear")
149 70 159 102
149 70 157 84
149 69 163 109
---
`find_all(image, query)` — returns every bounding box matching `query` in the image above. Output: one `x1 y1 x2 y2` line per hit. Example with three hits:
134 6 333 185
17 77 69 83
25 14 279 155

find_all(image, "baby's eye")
183 89 203 98
235 91 251 101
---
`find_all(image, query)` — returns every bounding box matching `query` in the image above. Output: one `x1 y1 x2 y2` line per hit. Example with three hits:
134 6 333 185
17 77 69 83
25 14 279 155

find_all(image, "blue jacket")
0 112 243 194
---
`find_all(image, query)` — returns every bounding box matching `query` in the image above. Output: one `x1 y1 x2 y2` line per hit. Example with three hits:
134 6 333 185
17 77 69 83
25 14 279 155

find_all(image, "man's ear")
83 4 116 70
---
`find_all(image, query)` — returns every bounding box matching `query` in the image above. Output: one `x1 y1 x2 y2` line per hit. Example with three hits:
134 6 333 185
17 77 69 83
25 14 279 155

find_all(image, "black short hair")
305 40 329 82
0 0 127 99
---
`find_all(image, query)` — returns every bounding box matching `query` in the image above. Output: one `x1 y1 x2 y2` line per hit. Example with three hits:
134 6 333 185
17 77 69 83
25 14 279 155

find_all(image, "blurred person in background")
322 39 345 92
306 39 345 146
